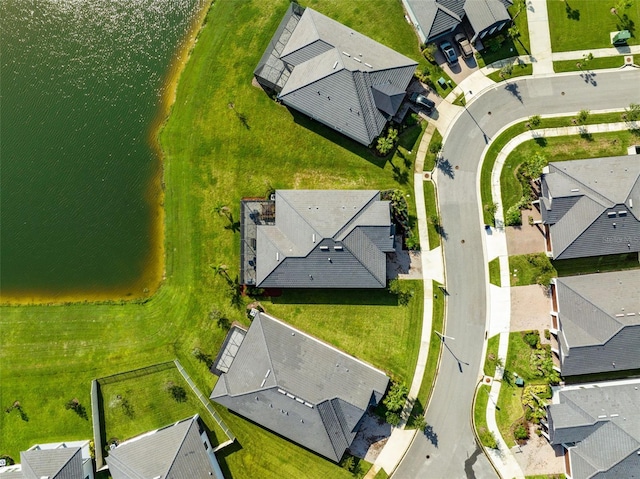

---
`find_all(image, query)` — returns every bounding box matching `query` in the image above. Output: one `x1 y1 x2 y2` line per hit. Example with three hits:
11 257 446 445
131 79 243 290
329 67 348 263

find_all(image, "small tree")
520 153 546 181
499 63 513 79
528 115 541 128
429 140 442 154
577 109 590 125
422 43 437 63
625 102 640 121
377 136 394 156
383 382 409 413
507 24 520 40
168 385 187 403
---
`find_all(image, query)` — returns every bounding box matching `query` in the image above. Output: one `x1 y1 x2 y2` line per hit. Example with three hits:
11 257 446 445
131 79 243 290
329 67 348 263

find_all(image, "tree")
520 153 546 181
168 385 187 403
507 24 520 40
625 102 640 121
577 108 590 125
377 136 394 156
383 382 409 413
429 140 442 154
528 115 542 128
499 63 513 79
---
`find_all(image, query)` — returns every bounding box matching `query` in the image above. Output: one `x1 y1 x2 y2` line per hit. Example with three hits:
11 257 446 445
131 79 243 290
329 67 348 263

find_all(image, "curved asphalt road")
394 70 640 479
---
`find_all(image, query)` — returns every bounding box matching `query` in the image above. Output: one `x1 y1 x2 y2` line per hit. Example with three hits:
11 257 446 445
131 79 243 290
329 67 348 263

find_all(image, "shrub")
429 140 442 154
383 382 409 413
514 423 529 441
377 136 394 155
544 329 551 340
405 234 420 251
505 204 523 226
389 279 414 306
523 331 541 349
168 384 187 403
385 411 401 426
422 43 437 63
528 115 542 128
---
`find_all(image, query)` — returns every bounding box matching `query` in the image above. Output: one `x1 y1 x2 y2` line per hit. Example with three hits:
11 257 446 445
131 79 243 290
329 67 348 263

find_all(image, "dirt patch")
349 412 392 463
387 240 422 280
506 208 545 256
510 285 551 341
512 423 565 477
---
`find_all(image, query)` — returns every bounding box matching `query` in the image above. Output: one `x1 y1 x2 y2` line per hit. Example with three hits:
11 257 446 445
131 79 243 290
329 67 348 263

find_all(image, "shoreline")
0 0 214 307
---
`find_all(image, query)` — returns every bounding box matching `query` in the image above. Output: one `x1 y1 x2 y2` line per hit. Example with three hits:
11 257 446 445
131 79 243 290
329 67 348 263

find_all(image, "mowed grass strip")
0 1 424 474
547 0 640 51
99 366 226 446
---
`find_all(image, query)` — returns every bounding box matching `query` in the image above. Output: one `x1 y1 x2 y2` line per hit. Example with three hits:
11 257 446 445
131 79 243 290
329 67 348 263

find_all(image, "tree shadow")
617 15 635 35
504 82 523 103
579 70 597 86
436 157 455 179
578 127 593 141
434 224 448 241
565 1 580 20
424 424 439 447
533 136 547 147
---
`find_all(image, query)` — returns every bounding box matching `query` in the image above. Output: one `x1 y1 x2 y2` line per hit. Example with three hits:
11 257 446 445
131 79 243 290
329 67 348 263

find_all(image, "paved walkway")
365 120 446 479
553 44 640 61
478 118 634 479
526 0 553 75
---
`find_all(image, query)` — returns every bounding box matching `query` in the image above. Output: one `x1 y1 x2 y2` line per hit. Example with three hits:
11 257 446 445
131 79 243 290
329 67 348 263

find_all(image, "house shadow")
288 108 387 168
269 288 399 306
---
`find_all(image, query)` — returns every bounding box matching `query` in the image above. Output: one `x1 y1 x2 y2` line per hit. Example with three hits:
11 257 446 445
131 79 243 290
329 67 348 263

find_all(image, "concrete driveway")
432 38 480 85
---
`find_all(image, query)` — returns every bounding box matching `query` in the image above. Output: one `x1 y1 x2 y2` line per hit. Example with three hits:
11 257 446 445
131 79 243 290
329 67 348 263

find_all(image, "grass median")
0 1 425 475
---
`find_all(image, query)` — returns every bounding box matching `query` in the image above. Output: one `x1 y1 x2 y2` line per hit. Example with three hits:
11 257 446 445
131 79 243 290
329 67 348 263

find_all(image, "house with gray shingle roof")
106 415 224 479
0 440 93 479
210 311 389 462
240 190 395 289
544 379 640 479
254 4 417 146
549 270 640 377
402 0 513 44
539 155 640 260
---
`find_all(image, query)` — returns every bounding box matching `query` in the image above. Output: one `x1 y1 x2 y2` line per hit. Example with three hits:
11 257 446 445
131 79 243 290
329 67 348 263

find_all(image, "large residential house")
545 380 640 479
538 156 640 260
210 311 389 462
549 270 640 377
0 440 94 479
403 0 513 44
106 415 224 479
254 4 417 146
240 190 395 289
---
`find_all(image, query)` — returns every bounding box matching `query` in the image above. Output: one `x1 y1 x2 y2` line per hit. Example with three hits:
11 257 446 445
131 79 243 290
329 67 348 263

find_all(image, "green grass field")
474 385 497 449
486 63 533 82
554 55 640 72
548 0 640 51
0 1 425 474
423 128 442 172
424 181 441 250
407 281 444 427
484 334 500 377
488 258 501 287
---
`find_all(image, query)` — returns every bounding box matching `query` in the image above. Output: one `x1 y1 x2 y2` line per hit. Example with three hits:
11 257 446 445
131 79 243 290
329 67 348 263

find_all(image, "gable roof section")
555 270 640 376
547 381 640 478
106 416 217 479
210 312 389 461
464 0 512 35
255 190 393 288
20 447 82 479
256 6 416 145
540 156 640 259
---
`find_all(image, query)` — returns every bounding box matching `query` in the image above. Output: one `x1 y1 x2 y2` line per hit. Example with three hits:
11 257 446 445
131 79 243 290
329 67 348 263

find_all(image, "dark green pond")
0 0 203 302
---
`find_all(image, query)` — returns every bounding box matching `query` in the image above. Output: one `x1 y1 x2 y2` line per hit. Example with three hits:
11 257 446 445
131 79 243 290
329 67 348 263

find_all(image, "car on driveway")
454 33 472 58
439 41 458 65
409 92 435 111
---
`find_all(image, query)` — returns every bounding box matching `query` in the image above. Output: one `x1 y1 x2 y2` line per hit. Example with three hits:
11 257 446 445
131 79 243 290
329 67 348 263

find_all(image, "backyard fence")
90 380 104 470
174 359 236 443
97 360 174 386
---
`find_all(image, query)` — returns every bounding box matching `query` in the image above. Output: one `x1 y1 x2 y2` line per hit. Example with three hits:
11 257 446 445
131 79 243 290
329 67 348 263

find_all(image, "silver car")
454 33 472 58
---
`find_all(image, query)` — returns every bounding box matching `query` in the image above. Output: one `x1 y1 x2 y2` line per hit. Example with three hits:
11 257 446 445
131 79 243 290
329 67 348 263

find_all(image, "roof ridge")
334 191 380 240
551 195 605 258
276 191 323 241
550 164 614 207
437 2 462 22
625 174 640 221
254 313 278 385
560 279 625 345
342 228 386 287
279 56 345 97
164 416 198 478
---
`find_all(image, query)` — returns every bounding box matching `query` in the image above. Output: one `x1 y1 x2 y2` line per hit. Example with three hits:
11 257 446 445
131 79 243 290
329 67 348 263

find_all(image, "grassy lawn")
500 131 633 214
423 128 442 172
424 181 441 250
0 1 425 474
525 475 566 479
547 0 640 52
488 258 501 287
486 63 533 82
479 111 632 224
407 281 444 427
374 468 390 479
554 55 640 72
453 93 466 107
99 365 226 446
484 334 500 377
509 253 556 287
476 2 531 67
474 385 497 449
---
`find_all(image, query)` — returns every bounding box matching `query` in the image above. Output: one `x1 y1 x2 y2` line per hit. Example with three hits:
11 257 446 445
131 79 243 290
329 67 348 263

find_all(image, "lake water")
0 0 204 303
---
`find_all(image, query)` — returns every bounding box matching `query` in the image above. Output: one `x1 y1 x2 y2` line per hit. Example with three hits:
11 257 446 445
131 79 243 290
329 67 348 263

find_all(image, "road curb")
470 380 504 479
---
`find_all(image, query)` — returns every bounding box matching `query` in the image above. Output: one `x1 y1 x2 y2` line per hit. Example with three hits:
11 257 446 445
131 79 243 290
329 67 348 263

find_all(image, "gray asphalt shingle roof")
403 0 511 42
255 6 417 145
253 190 394 288
210 312 389 462
547 381 640 478
106 416 218 479
555 270 640 376
20 447 82 479
540 156 640 260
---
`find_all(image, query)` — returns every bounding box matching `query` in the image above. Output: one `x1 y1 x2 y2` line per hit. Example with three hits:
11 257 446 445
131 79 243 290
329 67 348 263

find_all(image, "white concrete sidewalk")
526 0 554 75
552 44 640 61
